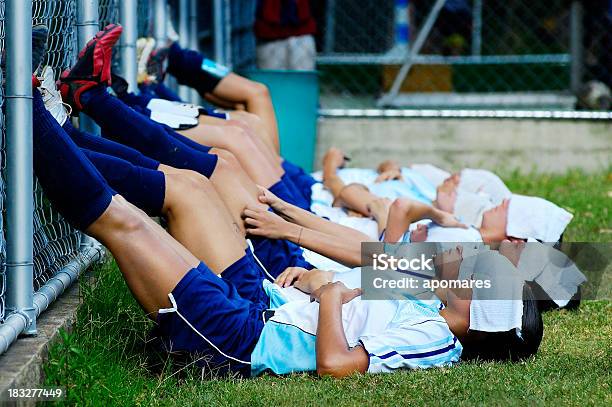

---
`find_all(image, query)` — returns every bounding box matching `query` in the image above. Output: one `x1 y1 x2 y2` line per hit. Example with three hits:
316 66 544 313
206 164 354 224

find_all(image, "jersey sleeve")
359 318 462 373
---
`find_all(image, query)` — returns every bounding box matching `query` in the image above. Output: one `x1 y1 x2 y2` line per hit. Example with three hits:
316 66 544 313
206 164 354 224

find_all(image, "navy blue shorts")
249 235 314 280
157 254 268 376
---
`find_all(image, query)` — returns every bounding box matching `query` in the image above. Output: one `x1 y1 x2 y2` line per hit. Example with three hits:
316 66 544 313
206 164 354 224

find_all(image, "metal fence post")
5 0 36 336
472 0 483 56
570 1 584 93
77 0 100 134
213 0 229 66
153 0 167 48
119 0 138 93
188 0 199 104
177 0 190 101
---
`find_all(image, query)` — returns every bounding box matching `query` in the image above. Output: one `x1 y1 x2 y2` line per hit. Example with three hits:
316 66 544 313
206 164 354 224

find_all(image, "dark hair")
461 282 544 362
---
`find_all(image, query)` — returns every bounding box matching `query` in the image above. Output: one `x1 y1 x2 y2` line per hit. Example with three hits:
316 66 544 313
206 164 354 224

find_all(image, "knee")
225 124 252 145
168 170 212 196
390 198 412 218
246 81 270 101
103 195 149 233
214 149 243 173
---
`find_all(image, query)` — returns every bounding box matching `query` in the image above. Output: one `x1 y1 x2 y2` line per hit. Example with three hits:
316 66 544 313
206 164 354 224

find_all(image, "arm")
257 187 373 242
313 283 369 377
244 207 364 267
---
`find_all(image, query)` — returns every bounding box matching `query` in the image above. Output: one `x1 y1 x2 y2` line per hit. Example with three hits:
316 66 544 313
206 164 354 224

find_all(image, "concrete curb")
0 278 84 406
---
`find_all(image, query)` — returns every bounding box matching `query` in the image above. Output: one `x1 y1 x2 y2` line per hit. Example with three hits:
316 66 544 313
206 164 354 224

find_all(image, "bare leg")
159 152 268 235
198 112 280 163
178 122 281 187
384 198 416 243
209 73 280 153
160 169 248 273
86 195 198 317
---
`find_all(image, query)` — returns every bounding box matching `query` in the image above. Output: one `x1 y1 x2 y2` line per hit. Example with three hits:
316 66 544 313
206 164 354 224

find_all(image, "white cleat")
38 66 71 126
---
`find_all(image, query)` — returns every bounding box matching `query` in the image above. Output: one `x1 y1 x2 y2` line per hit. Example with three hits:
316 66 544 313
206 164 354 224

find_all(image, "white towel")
507 194 573 242
149 111 198 129
459 169 512 205
453 190 494 228
469 251 524 333
410 164 451 187
517 243 586 307
147 98 200 118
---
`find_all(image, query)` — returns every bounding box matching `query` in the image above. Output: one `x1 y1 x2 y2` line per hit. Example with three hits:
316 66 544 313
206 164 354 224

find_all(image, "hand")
275 267 309 288
323 147 346 171
310 282 362 304
243 205 292 239
375 169 403 183
256 185 290 217
410 223 429 242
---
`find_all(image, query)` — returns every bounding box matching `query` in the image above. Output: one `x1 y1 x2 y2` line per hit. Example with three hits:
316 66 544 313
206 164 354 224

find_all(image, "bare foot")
410 223 428 242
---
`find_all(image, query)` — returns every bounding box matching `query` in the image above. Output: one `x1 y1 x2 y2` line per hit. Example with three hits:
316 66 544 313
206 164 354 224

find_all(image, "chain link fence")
0 0 84 324
246 0 611 111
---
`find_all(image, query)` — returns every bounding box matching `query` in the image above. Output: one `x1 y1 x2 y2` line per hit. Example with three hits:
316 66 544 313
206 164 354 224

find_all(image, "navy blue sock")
32 91 113 230
80 149 166 216
154 82 182 102
63 121 160 169
166 42 203 88
80 86 218 177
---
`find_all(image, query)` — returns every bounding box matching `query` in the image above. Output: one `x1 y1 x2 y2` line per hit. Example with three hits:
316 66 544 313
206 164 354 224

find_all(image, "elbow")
316 354 361 378
316 359 349 378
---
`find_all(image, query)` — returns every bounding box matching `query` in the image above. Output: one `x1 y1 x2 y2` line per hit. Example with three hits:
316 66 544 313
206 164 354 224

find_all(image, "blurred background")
178 0 612 112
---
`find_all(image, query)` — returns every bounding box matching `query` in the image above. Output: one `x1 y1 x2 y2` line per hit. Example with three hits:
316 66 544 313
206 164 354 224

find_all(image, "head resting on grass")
435 248 543 362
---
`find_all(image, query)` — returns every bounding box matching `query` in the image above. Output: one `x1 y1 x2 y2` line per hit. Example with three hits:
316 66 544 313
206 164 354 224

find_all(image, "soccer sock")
63 120 160 170
166 42 203 89
32 90 113 230
80 86 218 177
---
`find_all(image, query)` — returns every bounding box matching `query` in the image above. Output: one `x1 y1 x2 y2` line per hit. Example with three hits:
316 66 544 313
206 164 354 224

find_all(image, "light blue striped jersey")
250 290 462 376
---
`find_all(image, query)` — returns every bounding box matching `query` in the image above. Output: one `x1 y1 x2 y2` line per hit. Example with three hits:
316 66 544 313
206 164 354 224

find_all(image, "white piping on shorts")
158 293 251 365
246 239 276 282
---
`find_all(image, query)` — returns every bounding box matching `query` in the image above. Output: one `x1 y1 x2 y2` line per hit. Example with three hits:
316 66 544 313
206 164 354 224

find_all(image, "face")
480 199 510 243
498 239 526 267
436 247 472 338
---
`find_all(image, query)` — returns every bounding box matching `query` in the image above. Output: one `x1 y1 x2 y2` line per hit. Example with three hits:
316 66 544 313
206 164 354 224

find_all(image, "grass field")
44 169 612 406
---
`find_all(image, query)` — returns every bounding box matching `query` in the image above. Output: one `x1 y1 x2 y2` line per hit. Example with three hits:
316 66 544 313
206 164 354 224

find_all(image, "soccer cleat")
38 66 71 126
32 25 49 75
58 24 123 112
146 45 169 84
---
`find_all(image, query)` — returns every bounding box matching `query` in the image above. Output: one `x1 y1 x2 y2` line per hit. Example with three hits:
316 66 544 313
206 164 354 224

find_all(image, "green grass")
44 170 612 406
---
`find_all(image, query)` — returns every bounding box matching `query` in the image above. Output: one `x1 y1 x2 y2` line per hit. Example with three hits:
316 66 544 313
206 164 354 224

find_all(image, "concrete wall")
315 118 612 173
